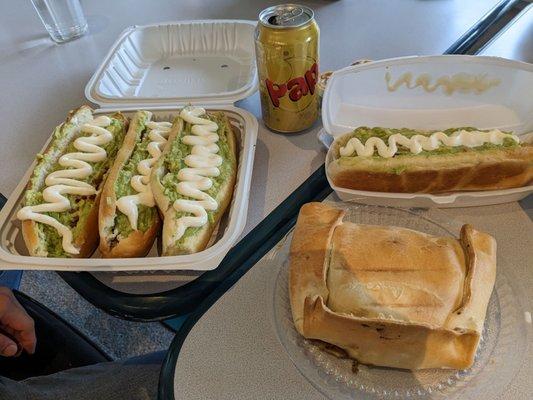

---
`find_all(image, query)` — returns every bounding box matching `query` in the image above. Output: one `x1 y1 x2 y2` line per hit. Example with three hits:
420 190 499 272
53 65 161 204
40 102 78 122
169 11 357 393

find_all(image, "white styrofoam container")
322 55 533 208
0 20 259 271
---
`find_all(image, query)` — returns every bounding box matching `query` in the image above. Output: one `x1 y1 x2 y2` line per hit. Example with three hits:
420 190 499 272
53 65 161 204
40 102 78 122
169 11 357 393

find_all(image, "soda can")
255 4 319 133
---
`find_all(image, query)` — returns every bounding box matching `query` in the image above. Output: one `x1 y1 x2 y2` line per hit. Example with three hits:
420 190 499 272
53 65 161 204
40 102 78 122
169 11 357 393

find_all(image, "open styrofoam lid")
85 20 258 108
322 55 533 137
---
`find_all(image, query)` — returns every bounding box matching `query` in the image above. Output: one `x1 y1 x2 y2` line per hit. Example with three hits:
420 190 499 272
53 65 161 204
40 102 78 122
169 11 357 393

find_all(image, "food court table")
0 0 519 317
156 2 533 399
162 199 532 400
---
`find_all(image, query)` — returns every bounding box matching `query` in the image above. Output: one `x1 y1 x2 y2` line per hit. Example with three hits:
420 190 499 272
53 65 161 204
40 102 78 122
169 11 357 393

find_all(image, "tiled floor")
20 271 174 360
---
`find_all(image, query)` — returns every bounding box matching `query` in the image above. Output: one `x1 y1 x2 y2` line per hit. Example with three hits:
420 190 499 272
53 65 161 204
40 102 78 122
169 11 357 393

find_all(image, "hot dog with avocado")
151 106 238 256
328 126 533 193
99 110 178 257
17 106 128 257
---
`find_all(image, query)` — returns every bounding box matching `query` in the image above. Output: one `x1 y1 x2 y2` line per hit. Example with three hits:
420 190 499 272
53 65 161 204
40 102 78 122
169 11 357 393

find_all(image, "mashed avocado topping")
24 117 127 257
337 127 520 174
161 113 233 243
338 126 518 157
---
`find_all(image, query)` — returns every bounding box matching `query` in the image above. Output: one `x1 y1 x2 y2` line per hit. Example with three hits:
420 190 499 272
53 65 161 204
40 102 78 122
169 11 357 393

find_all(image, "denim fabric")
0 270 22 289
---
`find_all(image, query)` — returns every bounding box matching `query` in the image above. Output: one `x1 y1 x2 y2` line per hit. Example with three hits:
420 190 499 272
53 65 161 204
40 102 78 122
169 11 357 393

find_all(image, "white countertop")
2 0 531 398
67 1 525 399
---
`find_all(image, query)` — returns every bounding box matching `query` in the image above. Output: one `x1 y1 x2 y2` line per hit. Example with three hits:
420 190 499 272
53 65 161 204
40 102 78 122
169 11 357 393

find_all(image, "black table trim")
0 166 330 322
58 165 331 321
444 0 530 55
158 166 331 399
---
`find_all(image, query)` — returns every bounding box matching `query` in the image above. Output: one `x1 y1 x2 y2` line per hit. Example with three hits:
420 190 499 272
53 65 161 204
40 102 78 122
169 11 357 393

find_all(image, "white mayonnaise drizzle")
171 107 221 242
17 116 113 254
339 129 519 158
116 121 172 230
385 72 501 95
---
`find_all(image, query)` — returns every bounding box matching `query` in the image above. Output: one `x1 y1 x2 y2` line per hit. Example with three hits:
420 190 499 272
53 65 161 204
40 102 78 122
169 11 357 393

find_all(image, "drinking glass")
30 0 88 43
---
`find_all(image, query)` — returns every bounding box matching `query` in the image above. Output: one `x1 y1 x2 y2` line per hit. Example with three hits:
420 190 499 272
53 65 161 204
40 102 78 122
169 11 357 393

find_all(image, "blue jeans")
0 270 22 289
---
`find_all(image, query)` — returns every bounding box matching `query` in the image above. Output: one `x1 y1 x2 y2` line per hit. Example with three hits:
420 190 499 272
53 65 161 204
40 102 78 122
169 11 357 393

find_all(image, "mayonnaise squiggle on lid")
116 121 172 230
171 107 221 242
17 116 113 254
339 129 519 159
385 72 501 95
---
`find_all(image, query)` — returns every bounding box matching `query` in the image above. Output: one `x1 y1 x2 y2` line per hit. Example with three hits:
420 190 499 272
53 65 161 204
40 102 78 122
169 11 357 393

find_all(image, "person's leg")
0 351 166 400
122 350 166 366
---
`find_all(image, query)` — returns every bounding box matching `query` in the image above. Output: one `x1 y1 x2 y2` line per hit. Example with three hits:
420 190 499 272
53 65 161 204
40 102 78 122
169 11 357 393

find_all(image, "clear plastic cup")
30 0 88 43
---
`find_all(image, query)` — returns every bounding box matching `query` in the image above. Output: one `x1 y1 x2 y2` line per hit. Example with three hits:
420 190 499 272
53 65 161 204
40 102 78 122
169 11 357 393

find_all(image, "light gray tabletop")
75 1 525 399
2 0 531 397
171 10 533 393
173 199 532 400
0 0 510 292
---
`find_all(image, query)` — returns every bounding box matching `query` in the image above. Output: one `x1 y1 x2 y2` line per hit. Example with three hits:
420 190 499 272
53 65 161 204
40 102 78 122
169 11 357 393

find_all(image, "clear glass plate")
271 202 530 400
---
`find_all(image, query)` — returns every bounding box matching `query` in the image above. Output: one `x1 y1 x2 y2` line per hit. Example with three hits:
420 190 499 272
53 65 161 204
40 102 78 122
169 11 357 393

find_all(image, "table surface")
170 12 533 395
1 0 531 398
0 0 517 292
173 199 533 400
158 1 530 399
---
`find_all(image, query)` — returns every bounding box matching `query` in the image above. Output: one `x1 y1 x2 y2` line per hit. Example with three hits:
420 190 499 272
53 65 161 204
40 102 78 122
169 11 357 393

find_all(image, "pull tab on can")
272 6 304 26
261 4 313 28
